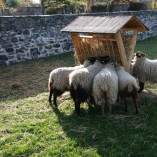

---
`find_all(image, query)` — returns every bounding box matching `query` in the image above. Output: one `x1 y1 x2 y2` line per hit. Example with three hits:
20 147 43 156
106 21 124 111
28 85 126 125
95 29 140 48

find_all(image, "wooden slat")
110 41 116 63
115 31 129 72
106 40 109 56
95 37 116 41
71 32 82 64
98 40 103 55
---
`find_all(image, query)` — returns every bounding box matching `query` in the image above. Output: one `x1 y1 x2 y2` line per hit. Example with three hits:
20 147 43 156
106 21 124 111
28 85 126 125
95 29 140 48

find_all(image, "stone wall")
0 10 157 65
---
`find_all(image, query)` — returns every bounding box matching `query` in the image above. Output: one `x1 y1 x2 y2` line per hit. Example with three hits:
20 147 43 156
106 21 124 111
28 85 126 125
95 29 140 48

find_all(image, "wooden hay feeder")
61 16 148 72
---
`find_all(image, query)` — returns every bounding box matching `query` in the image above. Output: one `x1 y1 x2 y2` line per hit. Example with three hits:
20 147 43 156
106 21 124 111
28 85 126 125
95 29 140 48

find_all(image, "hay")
72 31 137 67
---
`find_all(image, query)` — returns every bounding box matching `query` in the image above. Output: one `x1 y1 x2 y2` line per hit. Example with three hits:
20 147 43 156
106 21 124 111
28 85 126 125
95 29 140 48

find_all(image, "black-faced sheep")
48 57 96 107
132 51 157 93
92 63 118 114
69 56 110 114
116 66 139 114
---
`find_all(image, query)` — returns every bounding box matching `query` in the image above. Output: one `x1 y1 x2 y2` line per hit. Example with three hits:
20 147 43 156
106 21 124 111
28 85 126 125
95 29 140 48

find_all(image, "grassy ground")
0 36 157 157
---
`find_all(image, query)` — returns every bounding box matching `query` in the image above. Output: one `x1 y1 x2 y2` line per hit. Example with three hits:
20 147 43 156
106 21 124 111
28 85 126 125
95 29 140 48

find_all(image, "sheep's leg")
138 82 144 93
108 103 112 115
48 88 53 106
88 95 95 105
132 97 139 114
75 100 81 115
117 95 120 103
53 93 58 108
124 98 128 112
101 103 105 115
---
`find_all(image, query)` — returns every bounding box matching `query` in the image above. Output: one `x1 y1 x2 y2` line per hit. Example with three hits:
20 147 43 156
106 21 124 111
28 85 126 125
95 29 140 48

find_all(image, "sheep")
116 66 139 114
48 57 96 108
69 56 110 114
92 63 118 115
132 51 157 93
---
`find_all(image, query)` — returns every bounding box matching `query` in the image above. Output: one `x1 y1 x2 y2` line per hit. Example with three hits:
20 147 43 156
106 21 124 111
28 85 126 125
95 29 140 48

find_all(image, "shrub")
91 2 113 13
128 2 148 11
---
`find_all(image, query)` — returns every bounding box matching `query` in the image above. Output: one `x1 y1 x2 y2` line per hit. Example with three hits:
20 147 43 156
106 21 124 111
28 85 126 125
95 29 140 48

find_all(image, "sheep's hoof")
49 102 58 109
138 89 143 93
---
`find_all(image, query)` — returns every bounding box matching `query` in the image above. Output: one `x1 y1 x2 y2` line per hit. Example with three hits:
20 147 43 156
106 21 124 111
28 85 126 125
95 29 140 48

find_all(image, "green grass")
1 36 157 157
135 36 157 58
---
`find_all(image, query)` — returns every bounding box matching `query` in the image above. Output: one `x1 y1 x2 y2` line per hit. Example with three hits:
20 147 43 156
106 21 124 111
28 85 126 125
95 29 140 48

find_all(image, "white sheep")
92 63 118 114
69 56 110 114
116 66 139 114
48 57 96 107
132 51 157 93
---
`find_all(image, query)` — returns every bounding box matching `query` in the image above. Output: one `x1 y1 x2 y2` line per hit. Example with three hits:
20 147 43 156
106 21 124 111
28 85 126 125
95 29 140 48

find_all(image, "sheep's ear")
135 52 141 57
136 51 145 58
141 53 146 57
88 57 96 64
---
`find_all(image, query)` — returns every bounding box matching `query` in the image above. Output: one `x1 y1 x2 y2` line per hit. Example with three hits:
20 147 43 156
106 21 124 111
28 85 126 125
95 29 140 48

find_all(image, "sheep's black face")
88 57 97 64
97 56 110 64
136 51 146 58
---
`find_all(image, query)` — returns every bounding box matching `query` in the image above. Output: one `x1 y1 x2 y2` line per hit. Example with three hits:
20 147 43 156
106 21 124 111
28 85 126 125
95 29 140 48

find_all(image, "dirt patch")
0 52 75 102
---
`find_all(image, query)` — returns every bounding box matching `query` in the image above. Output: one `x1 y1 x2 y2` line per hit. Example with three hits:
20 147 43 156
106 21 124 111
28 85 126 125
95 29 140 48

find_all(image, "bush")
44 0 85 14
45 6 63 14
128 2 147 11
149 1 157 10
91 2 113 12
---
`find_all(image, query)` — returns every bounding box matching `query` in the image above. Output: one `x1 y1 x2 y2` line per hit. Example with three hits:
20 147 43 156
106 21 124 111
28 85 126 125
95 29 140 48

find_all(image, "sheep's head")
132 51 146 65
88 57 97 64
97 56 110 64
135 51 146 58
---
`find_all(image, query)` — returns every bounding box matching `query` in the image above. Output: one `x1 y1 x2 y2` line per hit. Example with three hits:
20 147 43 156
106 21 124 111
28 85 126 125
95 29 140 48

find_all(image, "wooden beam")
78 35 116 41
71 32 83 64
110 41 116 63
79 35 93 39
121 27 146 31
115 31 129 72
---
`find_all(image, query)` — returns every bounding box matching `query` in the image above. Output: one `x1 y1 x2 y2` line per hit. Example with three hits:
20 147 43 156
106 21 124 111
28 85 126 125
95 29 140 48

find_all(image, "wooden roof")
61 16 149 34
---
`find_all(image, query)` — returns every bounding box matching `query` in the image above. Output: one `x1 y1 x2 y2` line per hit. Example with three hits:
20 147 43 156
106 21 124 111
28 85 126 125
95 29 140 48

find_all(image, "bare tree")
86 0 94 12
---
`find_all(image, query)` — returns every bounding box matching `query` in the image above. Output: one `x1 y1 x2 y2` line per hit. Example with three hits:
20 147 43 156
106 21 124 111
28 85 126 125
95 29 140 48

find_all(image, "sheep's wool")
48 60 91 92
133 57 157 83
69 61 104 92
116 66 138 92
93 64 118 106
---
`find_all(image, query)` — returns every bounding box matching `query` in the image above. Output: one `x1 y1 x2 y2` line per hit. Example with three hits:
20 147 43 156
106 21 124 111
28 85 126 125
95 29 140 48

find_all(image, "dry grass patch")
0 52 75 102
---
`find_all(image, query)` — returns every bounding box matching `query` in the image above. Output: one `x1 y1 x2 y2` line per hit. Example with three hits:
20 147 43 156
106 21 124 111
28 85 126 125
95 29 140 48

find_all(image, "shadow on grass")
52 93 157 156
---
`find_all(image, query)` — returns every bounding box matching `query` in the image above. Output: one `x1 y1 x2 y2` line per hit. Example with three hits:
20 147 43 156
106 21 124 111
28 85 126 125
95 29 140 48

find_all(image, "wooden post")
115 31 129 72
110 41 116 63
128 30 138 71
130 30 137 53
71 32 83 64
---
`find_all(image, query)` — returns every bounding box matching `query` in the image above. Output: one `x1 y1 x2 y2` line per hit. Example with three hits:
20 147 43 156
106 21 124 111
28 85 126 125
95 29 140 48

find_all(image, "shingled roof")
61 16 148 34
